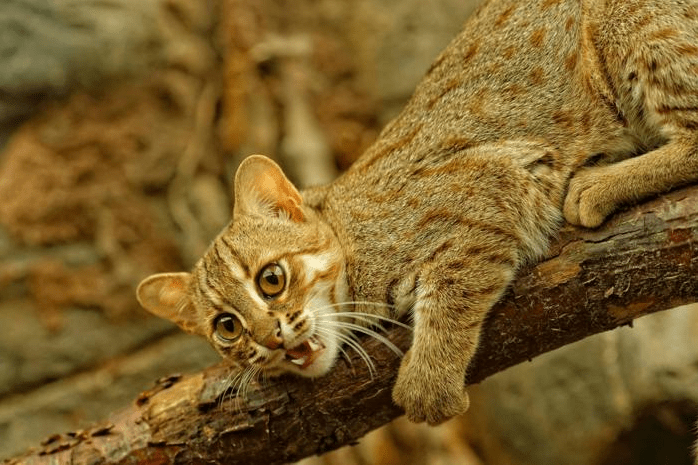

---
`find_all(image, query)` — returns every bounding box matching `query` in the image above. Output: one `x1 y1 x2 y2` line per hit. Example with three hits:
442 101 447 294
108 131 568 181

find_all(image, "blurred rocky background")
0 0 696 463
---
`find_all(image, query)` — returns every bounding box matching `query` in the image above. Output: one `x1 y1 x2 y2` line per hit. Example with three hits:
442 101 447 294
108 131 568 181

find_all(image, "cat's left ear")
136 272 203 335
233 155 304 222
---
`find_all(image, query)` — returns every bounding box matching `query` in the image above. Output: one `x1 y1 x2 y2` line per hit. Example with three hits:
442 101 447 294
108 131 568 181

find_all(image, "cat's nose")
261 324 283 350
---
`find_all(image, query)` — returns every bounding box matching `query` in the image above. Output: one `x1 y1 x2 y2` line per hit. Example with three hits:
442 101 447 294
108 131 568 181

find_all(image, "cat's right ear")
233 155 304 222
136 272 202 335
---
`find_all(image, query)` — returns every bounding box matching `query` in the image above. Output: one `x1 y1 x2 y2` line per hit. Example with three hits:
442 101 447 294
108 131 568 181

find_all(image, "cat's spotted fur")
138 0 698 427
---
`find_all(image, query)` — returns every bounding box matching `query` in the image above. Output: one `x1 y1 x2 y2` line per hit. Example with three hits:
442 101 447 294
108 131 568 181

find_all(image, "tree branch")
6 185 698 465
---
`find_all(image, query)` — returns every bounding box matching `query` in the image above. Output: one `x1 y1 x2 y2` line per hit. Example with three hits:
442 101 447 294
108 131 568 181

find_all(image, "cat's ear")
137 272 203 335
233 155 304 222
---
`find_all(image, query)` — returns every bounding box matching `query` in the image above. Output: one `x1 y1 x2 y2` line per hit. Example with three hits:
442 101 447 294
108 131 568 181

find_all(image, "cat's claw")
391 350 470 425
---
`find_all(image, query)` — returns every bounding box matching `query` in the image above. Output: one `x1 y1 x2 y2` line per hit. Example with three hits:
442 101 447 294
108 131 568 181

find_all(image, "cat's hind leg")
565 6 698 228
564 131 698 228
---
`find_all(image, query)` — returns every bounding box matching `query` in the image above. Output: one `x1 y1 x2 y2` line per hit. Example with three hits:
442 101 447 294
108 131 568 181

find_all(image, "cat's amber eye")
257 263 286 298
214 314 243 342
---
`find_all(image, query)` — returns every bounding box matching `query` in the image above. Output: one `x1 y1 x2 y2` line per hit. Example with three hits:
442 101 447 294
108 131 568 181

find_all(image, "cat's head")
137 155 348 378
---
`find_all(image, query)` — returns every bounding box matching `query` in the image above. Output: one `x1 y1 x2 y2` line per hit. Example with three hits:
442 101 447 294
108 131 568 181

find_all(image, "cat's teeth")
290 356 307 366
307 338 322 352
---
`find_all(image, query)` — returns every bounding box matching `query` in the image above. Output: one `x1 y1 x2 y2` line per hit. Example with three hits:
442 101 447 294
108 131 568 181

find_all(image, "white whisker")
220 368 247 412
315 308 413 332
217 371 237 410
240 365 261 401
260 369 270 388
336 343 352 366
229 370 245 397
318 300 396 310
229 364 255 406
315 326 376 376
323 320 404 357
326 312 413 332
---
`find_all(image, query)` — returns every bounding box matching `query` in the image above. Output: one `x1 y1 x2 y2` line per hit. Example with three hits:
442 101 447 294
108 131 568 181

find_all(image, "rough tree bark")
5 184 698 465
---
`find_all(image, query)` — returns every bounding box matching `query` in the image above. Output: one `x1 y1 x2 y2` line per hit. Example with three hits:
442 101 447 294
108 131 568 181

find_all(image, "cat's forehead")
214 215 318 267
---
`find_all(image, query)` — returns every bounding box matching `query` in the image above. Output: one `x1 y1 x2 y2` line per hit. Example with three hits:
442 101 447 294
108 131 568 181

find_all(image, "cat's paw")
563 168 618 228
392 350 470 425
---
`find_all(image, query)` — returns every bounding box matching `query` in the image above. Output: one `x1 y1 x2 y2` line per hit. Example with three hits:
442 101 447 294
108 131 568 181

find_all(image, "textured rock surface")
0 0 163 149
0 0 223 459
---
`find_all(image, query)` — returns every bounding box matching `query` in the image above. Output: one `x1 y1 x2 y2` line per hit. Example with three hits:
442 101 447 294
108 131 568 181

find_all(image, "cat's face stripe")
213 240 248 282
219 235 251 278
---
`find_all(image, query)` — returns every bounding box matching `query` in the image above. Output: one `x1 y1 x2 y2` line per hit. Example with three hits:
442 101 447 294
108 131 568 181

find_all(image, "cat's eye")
257 263 286 298
214 314 243 342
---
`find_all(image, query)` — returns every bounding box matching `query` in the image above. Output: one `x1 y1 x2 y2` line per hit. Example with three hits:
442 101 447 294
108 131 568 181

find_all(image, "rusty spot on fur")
417 208 460 229
287 310 301 324
565 52 578 71
504 83 523 96
293 319 306 332
649 28 679 41
635 12 653 30
407 197 421 209
440 136 475 152
532 150 559 169
565 16 575 31
580 112 592 133
685 5 698 19
679 120 698 130
427 239 455 262
656 105 698 115
502 45 516 60
530 67 545 85
530 28 546 48
541 0 561 9
427 78 460 109
412 159 467 178
469 88 488 116
357 124 423 172
495 5 515 27
675 43 698 55
553 110 574 130
366 188 398 204
464 42 480 63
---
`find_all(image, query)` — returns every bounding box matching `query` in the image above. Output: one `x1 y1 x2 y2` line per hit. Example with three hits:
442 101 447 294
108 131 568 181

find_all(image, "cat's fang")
307 337 324 352
290 356 308 366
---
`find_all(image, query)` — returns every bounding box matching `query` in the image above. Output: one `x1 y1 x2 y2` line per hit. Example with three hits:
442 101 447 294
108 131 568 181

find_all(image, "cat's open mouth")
285 336 325 369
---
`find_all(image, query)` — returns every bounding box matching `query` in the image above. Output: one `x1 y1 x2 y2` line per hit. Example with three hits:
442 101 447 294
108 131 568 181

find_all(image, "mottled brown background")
1 0 697 464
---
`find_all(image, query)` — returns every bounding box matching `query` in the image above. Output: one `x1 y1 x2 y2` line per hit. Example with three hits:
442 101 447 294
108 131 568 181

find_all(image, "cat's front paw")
564 168 618 228
392 350 470 425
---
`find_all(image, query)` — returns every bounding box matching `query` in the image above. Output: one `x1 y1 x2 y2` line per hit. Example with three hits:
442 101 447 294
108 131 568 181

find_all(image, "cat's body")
138 0 698 427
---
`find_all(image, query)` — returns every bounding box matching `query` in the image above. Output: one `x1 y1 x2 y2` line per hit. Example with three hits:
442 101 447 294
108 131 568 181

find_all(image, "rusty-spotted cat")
137 0 698 425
